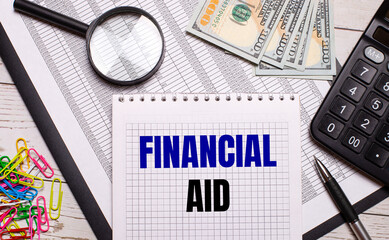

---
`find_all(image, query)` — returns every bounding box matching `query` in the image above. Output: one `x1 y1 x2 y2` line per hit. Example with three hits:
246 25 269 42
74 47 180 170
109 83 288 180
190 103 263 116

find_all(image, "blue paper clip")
13 186 37 201
0 180 19 200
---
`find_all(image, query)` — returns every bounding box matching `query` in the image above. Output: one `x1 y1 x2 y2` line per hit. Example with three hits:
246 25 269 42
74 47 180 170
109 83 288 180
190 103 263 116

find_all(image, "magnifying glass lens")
89 12 164 83
14 0 165 85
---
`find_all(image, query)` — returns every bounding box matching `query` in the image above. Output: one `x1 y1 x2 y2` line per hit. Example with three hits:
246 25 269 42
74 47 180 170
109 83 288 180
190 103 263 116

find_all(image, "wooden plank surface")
0 0 388 239
0 82 95 239
0 60 12 84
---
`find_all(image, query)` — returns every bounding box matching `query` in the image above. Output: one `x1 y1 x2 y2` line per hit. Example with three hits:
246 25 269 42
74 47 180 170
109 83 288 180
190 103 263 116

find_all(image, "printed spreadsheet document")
112 93 302 239
0 0 382 234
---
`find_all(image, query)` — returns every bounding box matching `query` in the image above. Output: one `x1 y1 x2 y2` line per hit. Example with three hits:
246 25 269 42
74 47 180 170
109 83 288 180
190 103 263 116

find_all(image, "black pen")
314 156 372 240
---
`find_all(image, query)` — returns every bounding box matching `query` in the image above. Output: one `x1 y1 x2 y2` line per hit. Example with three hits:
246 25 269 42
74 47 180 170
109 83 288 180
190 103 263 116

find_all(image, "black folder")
0 23 111 240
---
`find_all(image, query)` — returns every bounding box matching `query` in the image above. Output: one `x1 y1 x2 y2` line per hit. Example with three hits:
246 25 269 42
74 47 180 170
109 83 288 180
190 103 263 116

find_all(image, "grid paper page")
112 93 301 239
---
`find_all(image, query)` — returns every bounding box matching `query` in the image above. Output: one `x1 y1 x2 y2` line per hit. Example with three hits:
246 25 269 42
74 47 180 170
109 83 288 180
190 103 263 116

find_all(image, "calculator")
311 1 389 185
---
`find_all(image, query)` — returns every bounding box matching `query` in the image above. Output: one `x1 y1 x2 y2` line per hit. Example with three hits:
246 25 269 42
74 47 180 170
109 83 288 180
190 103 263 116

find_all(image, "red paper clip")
0 227 34 240
27 149 54 178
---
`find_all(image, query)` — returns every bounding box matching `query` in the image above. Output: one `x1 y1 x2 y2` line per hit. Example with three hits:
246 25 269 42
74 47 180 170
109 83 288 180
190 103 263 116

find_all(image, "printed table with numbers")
0 0 388 239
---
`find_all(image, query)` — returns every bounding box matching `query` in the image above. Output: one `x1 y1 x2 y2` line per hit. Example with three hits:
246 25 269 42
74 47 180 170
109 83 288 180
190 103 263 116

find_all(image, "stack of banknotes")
187 0 336 80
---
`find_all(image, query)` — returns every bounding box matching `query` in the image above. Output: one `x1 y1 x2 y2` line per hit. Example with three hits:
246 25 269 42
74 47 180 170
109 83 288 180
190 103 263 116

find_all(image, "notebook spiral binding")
118 93 295 103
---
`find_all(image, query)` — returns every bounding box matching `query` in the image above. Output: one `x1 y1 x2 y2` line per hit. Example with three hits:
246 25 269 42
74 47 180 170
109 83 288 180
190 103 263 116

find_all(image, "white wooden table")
1 0 389 239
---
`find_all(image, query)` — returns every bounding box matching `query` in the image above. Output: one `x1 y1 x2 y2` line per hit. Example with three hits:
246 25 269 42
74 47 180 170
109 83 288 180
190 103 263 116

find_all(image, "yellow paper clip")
0 148 27 180
16 138 30 171
3 214 24 238
49 178 63 220
6 170 44 189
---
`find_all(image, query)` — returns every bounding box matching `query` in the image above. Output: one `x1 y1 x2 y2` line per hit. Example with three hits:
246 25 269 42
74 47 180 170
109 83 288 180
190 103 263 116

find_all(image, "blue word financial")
139 134 275 168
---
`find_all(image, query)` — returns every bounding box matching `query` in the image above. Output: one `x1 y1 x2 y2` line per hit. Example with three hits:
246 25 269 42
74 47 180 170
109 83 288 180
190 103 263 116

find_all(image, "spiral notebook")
112 93 302 239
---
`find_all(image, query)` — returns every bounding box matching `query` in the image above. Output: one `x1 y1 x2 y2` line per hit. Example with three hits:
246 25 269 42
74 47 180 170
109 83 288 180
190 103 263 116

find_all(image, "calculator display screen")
373 27 389 48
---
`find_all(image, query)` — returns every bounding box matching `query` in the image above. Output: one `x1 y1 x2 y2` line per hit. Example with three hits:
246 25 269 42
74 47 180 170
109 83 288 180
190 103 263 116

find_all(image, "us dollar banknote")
270 0 317 71
186 0 288 64
255 0 336 76
292 0 319 70
283 0 316 69
261 0 311 68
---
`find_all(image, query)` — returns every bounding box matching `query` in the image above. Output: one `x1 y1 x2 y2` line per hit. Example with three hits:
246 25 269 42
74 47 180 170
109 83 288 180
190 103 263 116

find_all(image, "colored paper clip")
0 157 11 181
28 209 39 240
14 204 43 221
16 138 30 172
13 186 37 201
0 158 19 185
0 178 31 191
26 166 40 178
2 211 24 239
0 156 10 171
0 227 33 240
0 200 26 210
14 176 34 188
36 197 49 232
0 180 19 200
0 207 17 232
14 178 32 191
7 170 44 189
4 218 24 238
7 173 19 185
27 149 54 178
0 149 28 180
25 203 38 230
0 156 10 165
49 178 62 220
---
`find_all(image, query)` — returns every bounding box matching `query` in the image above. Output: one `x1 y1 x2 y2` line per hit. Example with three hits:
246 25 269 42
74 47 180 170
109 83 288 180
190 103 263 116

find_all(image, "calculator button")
375 74 389 98
319 114 345 139
330 96 355 120
377 124 389 147
353 110 379 135
351 60 377 84
365 143 389 167
364 46 385 64
364 92 388 116
340 78 367 102
342 129 367 153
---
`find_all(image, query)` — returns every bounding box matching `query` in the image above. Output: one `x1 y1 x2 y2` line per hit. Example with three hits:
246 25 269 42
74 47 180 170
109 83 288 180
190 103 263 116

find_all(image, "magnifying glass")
14 0 165 85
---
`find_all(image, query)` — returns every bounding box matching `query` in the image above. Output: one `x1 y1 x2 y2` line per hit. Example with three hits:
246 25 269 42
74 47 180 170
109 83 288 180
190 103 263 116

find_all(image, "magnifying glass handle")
14 0 89 37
